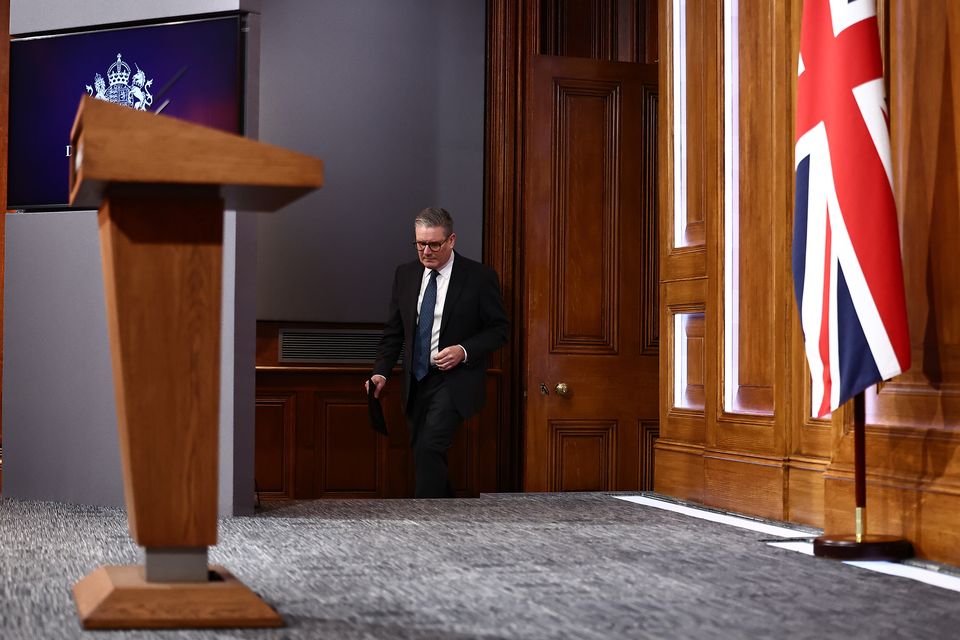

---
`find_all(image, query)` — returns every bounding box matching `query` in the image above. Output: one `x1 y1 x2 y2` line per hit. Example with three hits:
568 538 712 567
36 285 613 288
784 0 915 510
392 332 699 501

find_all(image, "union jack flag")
793 0 910 418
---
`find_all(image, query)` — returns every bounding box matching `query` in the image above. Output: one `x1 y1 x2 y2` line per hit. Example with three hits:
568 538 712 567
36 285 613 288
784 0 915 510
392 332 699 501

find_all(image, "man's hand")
365 374 387 398
433 345 466 371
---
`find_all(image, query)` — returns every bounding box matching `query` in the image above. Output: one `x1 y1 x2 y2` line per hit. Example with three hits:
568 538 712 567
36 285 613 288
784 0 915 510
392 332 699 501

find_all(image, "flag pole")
813 390 913 560
853 390 867 542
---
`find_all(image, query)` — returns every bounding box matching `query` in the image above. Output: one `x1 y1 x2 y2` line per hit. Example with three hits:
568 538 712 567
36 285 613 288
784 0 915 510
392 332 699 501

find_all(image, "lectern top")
69 95 324 212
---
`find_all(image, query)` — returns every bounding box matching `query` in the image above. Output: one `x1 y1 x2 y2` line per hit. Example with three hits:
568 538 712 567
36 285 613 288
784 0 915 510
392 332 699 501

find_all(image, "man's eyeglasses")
413 237 450 252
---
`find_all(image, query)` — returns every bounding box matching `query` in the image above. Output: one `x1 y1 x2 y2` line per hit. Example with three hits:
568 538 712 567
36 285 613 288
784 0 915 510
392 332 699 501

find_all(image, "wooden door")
524 55 659 492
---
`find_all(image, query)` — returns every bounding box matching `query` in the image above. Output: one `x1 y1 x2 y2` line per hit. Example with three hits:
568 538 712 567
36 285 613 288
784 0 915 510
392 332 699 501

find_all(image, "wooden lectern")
67 96 323 629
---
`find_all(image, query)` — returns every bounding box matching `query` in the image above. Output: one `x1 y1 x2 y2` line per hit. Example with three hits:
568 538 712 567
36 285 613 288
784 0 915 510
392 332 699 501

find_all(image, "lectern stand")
67 96 323 629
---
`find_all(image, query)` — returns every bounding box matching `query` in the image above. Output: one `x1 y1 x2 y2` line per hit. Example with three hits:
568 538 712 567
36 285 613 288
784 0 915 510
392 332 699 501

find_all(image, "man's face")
415 225 455 269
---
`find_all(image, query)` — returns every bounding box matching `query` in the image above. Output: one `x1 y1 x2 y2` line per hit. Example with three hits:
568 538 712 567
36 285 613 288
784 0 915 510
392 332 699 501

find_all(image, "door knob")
554 382 569 396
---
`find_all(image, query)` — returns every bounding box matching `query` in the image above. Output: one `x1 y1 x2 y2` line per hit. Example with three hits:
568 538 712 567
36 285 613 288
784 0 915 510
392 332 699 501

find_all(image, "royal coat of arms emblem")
85 53 154 111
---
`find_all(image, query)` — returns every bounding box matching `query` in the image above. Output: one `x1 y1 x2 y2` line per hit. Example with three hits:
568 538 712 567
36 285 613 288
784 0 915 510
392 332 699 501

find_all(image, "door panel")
524 55 659 491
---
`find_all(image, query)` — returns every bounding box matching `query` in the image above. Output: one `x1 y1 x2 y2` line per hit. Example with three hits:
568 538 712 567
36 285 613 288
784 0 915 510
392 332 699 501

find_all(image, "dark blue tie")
413 270 439 381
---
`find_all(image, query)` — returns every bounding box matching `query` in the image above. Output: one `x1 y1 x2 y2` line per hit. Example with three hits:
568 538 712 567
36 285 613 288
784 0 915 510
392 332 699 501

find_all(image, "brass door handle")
554 382 569 396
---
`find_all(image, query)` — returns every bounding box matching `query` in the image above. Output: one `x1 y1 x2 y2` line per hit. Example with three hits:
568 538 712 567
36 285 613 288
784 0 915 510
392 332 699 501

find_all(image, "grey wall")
2 212 122 506
10 0 261 34
255 0 485 322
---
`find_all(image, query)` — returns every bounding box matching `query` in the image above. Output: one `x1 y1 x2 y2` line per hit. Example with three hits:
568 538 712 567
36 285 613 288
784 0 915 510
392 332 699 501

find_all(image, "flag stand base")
813 394 915 563
813 534 913 561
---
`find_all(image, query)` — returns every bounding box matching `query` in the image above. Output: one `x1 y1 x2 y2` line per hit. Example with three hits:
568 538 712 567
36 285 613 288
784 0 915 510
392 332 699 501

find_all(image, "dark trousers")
408 369 462 498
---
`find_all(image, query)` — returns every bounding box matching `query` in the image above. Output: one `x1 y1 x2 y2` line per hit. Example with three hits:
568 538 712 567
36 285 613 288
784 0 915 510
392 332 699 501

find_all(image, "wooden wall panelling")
655 275 706 499
658 0 704 290
475 374 502 492
256 325 424 498
788 313 831 527
656 0 799 519
640 82 661 356
448 414 479 497
256 369 410 500
292 384 317 498
786 455 827 527
639 419 660 490
824 406 960 561
655 0 706 500
662 248 705 283
555 0 615 59
655 0 960 561
680 312 705 410
653 440 704 502
486 0 538 492
657 0 680 278
711 0 784 443
255 356 497 500
648 0 686 500
873 0 960 431
641 0 659 64
657 0 698 355
824 470 960 561
539 0 657 63
703 451 784 520
316 388 387 497
724 0 780 419
254 393 296 499
792 361 832 455
703 0 793 520
819 0 960 565
680 0 717 248
660 279 706 443
788 322 830 528
783 0 828 529
614 0 640 63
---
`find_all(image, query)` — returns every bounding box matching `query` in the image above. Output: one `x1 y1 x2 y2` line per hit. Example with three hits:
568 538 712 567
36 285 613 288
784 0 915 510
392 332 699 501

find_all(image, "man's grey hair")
415 207 454 236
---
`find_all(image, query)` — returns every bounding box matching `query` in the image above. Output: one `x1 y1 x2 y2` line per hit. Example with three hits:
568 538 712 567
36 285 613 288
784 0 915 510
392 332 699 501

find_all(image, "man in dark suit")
368 207 509 498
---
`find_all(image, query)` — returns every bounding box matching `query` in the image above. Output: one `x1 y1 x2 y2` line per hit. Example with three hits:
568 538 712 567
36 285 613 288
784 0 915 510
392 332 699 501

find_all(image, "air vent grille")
279 329 401 364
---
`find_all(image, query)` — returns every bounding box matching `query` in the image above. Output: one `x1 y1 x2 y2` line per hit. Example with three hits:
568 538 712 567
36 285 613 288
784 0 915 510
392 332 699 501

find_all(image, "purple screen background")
8 16 242 208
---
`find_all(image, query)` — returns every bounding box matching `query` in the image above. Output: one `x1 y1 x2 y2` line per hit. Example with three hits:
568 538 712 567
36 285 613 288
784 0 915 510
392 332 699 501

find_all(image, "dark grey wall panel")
10 0 261 34
2 212 123 506
255 0 485 322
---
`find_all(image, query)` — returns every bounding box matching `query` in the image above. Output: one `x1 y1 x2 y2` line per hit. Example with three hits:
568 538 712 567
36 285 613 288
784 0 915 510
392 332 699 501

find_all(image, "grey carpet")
0 492 957 639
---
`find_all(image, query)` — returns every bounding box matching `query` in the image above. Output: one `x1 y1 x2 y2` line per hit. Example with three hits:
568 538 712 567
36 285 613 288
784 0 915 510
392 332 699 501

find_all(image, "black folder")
367 378 388 435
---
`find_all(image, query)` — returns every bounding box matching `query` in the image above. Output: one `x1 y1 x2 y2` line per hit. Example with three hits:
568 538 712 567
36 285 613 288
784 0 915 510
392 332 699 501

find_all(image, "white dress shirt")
416 252 466 363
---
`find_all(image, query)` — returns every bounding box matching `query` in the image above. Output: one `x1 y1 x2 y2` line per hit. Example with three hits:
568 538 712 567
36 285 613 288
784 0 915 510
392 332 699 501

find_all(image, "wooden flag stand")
813 391 913 561
67 96 323 629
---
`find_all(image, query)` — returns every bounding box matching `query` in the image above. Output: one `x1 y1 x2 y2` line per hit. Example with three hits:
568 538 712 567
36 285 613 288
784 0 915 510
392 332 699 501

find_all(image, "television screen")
8 15 243 210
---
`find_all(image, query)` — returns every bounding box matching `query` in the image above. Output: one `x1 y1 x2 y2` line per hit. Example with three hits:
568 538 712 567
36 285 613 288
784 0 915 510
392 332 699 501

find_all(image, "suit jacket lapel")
440 254 466 336
403 262 423 334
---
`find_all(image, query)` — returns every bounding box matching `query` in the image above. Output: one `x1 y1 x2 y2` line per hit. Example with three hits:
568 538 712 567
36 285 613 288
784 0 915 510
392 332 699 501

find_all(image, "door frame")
483 1 660 491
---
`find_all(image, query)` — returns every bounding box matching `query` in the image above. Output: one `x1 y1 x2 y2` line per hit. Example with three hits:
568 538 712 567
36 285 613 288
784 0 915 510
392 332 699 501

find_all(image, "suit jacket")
373 252 509 419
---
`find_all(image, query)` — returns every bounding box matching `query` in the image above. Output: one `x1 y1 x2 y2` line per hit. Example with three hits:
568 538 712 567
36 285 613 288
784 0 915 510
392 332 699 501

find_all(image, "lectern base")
813 534 914 561
73 565 284 629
